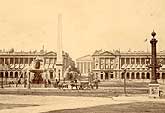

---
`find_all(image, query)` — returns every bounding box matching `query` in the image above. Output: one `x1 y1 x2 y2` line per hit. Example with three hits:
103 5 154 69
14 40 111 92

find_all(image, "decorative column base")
149 83 159 98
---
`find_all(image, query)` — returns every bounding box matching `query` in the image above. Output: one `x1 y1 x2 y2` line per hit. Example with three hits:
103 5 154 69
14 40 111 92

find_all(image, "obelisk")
56 14 63 81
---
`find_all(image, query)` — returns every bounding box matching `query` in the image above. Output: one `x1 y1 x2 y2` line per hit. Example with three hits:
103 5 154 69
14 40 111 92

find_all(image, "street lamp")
1 71 3 88
121 68 127 96
148 30 161 98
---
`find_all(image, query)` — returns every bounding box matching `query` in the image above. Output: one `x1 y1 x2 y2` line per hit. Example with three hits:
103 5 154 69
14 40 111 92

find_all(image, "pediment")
100 51 115 56
76 55 92 61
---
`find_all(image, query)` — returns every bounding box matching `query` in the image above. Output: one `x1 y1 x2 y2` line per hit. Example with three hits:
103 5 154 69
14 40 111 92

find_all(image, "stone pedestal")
149 83 159 98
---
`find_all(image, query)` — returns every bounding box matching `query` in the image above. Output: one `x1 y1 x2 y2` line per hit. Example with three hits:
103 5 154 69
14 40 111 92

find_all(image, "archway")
126 73 130 79
15 72 18 78
142 73 145 79
131 72 135 79
136 72 140 79
10 72 13 78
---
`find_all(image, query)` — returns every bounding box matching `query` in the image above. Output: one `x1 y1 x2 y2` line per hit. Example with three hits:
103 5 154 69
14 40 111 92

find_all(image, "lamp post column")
149 31 160 98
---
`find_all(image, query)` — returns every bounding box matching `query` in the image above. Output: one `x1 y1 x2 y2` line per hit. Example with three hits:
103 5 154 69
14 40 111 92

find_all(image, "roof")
92 50 115 56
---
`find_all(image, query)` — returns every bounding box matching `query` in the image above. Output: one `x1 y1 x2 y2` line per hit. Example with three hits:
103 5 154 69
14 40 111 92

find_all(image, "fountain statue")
29 56 46 84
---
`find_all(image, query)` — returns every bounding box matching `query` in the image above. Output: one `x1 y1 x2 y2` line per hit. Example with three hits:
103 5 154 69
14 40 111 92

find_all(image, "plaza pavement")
0 94 164 113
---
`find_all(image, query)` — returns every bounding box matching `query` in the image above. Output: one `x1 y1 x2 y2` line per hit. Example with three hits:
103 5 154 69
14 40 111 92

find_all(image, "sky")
0 0 165 60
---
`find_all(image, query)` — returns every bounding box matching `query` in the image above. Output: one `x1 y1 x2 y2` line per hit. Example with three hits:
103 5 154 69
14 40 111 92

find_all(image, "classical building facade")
76 55 93 76
76 50 165 81
0 50 75 84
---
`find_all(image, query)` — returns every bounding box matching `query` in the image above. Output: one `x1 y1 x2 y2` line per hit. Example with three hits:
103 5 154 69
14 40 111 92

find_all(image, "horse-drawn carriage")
55 79 100 90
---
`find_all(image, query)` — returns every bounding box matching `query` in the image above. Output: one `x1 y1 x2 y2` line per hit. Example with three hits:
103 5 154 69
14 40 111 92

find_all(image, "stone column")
139 72 142 79
27 71 30 89
129 72 132 80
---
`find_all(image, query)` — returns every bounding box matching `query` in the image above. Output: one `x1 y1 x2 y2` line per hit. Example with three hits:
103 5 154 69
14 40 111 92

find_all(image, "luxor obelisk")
56 14 63 81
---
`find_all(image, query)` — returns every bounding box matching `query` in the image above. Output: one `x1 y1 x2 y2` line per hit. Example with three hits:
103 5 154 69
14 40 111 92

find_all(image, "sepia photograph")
0 0 165 113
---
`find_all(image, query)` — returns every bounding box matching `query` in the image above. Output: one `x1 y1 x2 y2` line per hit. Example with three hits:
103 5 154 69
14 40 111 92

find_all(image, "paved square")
0 94 164 113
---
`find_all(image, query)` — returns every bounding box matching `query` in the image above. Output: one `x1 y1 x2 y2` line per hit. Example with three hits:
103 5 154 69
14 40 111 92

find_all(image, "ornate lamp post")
148 30 161 98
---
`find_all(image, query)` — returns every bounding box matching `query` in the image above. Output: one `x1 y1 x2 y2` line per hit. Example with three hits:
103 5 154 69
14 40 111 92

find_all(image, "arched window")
131 73 135 79
50 72 53 79
5 72 8 78
101 74 103 79
126 73 130 79
0 72 3 78
15 72 18 78
136 72 140 79
10 72 13 78
142 73 145 79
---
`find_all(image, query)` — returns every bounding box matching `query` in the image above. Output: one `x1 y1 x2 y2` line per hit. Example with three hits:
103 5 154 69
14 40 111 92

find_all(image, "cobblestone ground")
0 94 164 113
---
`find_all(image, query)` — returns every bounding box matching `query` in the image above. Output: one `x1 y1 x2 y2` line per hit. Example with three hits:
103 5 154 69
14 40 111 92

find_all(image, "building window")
0 72 3 78
105 59 110 69
110 73 113 79
126 73 130 79
50 72 53 79
5 58 9 64
136 58 140 64
141 58 145 64
0 58 4 64
101 74 103 79
5 72 8 78
142 73 145 79
105 72 109 79
20 58 23 64
126 58 130 64
121 58 125 66
100 58 105 69
15 72 18 78
121 73 124 79
10 58 13 64
136 73 140 79
131 58 135 64
25 58 28 64
147 73 150 79
15 58 18 64
131 73 135 79
10 72 13 78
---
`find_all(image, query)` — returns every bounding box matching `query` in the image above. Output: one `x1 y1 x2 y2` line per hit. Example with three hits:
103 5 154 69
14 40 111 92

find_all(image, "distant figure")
44 79 47 88
16 79 21 87
94 78 100 89
24 79 27 88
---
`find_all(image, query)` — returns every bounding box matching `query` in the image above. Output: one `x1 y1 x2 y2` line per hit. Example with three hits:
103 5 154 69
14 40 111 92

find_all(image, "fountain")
23 56 46 88
29 57 46 84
